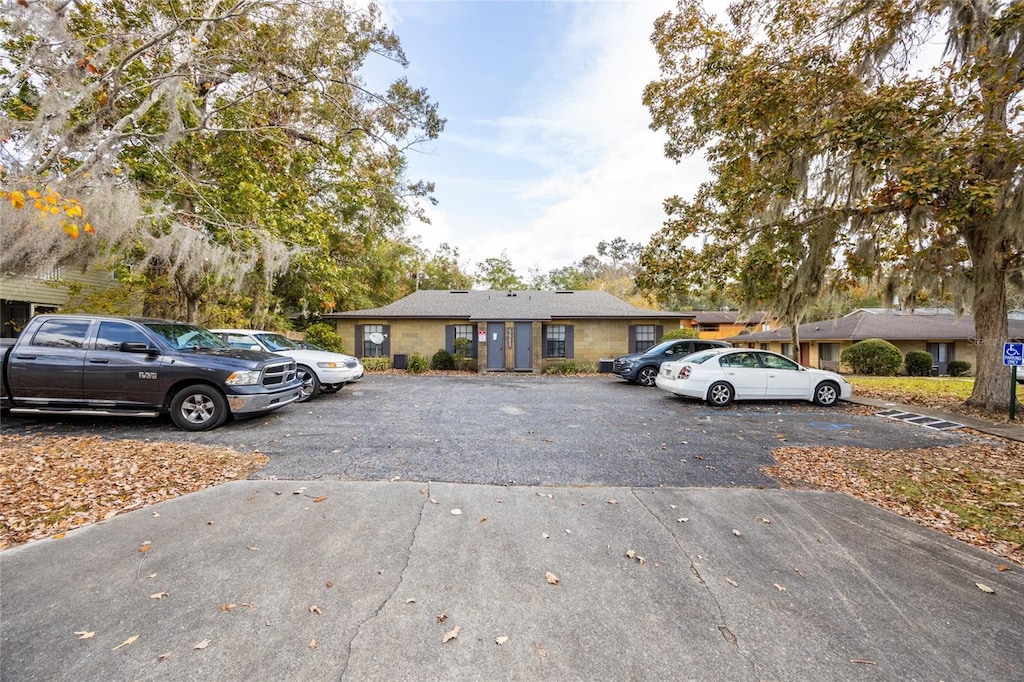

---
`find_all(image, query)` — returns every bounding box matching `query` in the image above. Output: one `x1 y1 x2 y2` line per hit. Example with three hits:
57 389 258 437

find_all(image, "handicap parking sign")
1005 342 1024 366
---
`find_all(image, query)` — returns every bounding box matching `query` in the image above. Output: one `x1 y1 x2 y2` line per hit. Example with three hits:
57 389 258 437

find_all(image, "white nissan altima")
655 348 852 407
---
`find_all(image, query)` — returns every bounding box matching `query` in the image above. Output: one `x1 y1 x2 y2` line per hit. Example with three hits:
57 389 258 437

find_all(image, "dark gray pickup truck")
1 314 302 430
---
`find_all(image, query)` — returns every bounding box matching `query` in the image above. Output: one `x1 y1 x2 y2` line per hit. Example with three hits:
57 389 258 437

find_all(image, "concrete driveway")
0 374 977 487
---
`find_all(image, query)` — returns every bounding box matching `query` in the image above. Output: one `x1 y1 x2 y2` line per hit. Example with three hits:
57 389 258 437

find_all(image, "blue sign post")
1004 343 1023 421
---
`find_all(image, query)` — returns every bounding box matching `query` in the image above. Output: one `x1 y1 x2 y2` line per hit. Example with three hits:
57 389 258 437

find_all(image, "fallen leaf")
976 582 995 594
53 533 65 539
247 546 259 551
240 603 256 609
194 639 211 650
998 564 1011 572
773 583 788 592
150 592 168 600
670 504 678 509
443 625 461 643
158 651 172 661
850 659 877 665
313 495 327 503
542 533 550 539
756 516 772 524
545 571 560 586
437 613 448 623
479 517 487 523
429 498 439 504
326 581 334 588
405 598 416 604
677 517 689 523
293 487 306 495
496 636 510 645
309 605 322 615
732 529 742 537
112 634 139 651
152 512 160 518
607 499 619 505
309 639 317 650
221 604 236 612
450 509 462 516
725 577 738 587
139 543 152 553
74 631 95 639
390 476 401 482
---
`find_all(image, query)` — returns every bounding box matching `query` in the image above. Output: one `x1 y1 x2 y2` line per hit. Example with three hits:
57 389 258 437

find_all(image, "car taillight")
681 366 691 379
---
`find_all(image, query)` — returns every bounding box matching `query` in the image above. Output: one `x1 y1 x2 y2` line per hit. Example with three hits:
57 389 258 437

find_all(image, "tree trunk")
963 218 1010 412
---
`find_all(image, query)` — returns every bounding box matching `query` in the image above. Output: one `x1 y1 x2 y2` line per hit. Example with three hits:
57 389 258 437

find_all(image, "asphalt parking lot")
1 374 977 487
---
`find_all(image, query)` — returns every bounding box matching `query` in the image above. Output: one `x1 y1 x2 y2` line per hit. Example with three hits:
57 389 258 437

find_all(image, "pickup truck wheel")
170 385 229 431
296 365 321 402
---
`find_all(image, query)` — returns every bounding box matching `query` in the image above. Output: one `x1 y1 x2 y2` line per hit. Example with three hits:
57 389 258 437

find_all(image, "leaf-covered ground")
0 435 267 550
766 438 1024 567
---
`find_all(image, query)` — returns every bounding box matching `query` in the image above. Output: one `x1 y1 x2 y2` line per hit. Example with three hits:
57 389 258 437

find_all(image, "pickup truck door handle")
88 359 110 364
15 354 36 360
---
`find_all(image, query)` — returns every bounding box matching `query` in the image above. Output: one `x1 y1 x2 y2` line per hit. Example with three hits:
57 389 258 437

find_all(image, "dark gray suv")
612 338 731 387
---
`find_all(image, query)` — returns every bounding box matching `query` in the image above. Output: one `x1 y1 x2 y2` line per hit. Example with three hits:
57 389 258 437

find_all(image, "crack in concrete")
339 482 431 681
629 488 779 682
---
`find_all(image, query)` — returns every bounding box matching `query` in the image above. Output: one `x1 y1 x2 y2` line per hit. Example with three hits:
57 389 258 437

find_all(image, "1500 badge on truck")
1 315 303 431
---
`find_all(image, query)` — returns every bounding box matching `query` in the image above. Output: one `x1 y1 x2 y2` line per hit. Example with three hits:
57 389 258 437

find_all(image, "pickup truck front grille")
262 360 297 386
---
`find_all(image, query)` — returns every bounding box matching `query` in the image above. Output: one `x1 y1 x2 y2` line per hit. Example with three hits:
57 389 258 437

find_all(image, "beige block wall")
1 269 114 306
733 339 975 374
334 317 684 373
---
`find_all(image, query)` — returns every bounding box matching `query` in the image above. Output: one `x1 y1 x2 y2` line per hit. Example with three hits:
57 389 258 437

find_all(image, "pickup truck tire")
296 365 321 402
170 385 229 431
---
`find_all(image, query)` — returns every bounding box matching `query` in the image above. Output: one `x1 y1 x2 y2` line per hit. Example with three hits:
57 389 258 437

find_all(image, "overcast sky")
374 0 709 280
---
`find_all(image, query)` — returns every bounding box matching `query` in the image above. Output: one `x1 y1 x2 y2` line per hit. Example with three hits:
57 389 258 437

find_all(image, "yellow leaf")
7 191 25 210
84 222 95 234
27 189 41 198
64 224 80 239
64 204 83 218
112 634 139 650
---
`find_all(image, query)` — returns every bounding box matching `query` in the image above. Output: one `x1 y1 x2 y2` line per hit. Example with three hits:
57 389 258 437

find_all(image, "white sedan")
211 329 363 402
655 348 852 407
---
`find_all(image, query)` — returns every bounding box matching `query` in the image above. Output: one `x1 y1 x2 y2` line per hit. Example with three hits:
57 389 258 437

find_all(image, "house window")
447 324 477 358
545 324 566 358
363 324 385 357
819 343 840 362
634 325 656 353
760 343 770 351
780 343 793 358
700 323 720 332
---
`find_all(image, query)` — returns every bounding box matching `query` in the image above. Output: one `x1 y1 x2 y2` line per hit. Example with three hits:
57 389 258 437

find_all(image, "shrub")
661 327 700 341
904 350 934 377
431 349 455 370
361 357 391 372
947 360 972 377
302 322 345 353
453 337 472 369
406 353 430 374
545 360 596 375
841 338 903 375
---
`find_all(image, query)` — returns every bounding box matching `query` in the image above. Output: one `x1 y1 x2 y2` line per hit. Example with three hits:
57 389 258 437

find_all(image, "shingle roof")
325 290 690 322
727 310 1024 342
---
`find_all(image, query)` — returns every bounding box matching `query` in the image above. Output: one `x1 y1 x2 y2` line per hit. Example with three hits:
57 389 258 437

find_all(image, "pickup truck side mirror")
120 341 159 355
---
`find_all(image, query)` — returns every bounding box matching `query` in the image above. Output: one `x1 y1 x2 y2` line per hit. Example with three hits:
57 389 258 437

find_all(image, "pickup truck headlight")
316 362 341 369
225 370 261 386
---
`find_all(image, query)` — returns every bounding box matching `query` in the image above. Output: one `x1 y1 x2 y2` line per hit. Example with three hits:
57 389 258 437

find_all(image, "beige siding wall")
1 269 114 306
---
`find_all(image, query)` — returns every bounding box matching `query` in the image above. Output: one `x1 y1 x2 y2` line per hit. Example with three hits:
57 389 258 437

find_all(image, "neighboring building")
1 266 115 338
727 308 1024 374
324 289 696 373
679 310 776 340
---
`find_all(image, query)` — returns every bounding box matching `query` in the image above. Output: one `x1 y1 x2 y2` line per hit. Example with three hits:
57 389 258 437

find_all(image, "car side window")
29 319 91 349
759 353 799 371
95 321 150 351
721 352 760 368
